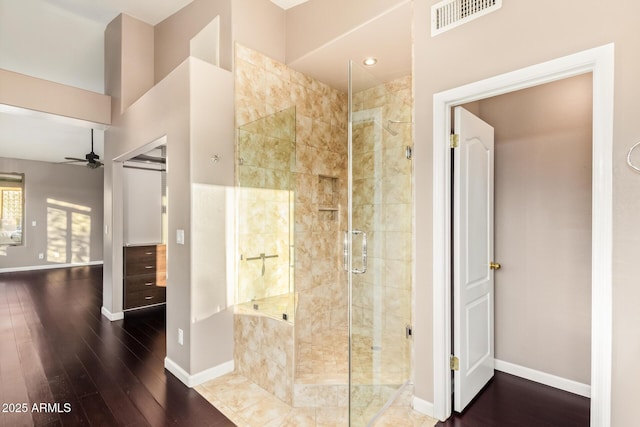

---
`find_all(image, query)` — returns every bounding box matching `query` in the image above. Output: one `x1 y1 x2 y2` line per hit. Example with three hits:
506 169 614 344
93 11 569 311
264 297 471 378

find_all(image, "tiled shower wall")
234 43 348 398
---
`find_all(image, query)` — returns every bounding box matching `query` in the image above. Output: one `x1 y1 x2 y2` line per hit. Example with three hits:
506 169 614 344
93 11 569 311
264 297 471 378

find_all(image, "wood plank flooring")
0 265 235 427
436 371 590 427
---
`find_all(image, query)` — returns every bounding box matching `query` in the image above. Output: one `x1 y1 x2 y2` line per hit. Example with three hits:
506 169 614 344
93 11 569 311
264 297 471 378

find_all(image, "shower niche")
318 174 339 220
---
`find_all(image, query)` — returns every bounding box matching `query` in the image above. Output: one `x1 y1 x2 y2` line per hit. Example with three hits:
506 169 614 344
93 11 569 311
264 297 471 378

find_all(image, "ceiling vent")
431 0 502 36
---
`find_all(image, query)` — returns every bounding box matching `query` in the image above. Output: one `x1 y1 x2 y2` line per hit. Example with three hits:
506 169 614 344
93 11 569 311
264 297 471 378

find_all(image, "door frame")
432 44 614 425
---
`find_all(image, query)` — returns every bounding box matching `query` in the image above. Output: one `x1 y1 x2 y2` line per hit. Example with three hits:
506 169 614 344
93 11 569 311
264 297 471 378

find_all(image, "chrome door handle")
352 230 367 274
343 231 349 271
343 230 368 274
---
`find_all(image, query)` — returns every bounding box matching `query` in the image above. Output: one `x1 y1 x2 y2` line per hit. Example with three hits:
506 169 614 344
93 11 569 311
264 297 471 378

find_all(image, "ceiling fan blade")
64 157 85 162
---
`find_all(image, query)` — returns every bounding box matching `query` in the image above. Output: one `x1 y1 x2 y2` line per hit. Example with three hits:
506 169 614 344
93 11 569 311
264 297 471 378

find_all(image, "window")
0 173 25 246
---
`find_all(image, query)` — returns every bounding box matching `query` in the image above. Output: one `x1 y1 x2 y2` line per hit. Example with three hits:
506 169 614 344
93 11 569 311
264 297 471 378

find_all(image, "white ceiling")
0 109 104 165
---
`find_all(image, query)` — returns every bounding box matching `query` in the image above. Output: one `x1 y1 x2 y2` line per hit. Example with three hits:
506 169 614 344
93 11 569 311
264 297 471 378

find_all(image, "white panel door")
453 106 495 412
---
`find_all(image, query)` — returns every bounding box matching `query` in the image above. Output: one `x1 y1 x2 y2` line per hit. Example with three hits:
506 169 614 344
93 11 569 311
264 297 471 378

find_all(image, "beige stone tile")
382 203 412 233
381 231 412 261
384 75 412 93
236 59 266 102
236 95 267 128
363 85 387 109
315 407 348 427
382 146 411 177
293 384 320 407
242 394 292 427
266 72 293 112
296 114 313 145
266 408 316 427
381 174 412 205
384 91 412 123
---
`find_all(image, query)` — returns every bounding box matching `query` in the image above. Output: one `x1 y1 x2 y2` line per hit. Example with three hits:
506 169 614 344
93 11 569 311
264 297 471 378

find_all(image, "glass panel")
0 172 25 246
236 107 296 322
348 61 413 425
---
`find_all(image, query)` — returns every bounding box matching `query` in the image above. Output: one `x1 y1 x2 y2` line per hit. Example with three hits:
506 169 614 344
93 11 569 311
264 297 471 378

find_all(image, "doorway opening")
111 135 168 316
449 72 593 418
432 44 613 426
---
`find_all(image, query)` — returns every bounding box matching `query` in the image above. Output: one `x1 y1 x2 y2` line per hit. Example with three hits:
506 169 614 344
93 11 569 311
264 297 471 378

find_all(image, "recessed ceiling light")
363 57 378 66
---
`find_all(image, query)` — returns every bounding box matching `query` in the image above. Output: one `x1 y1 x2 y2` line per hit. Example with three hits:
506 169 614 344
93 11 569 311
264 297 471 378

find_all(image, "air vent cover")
431 0 502 36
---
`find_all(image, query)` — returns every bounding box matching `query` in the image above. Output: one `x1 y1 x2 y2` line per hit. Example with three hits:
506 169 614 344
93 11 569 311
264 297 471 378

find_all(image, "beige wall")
413 0 640 423
232 0 286 63
0 157 104 269
471 75 592 385
154 0 232 81
120 15 154 113
189 59 235 373
104 13 235 374
0 69 110 125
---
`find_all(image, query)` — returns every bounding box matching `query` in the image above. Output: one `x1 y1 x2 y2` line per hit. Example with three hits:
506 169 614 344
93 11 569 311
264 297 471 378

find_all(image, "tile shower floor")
295 331 411 386
196 372 437 427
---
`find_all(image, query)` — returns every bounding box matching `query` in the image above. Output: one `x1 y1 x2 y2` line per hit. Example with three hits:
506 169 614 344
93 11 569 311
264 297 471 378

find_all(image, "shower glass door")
348 61 413 425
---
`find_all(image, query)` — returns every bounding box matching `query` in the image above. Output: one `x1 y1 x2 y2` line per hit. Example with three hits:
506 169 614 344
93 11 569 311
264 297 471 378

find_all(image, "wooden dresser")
123 244 166 310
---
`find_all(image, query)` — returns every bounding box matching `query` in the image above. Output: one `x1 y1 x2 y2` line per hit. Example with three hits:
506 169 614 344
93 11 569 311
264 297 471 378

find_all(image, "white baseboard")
101 306 124 321
0 260 103 274
412 396 435 418
164 357 234 388
494 359 591 398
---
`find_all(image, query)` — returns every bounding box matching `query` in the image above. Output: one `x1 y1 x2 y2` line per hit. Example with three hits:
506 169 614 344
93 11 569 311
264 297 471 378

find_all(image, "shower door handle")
343 230 368 274
343 232 349 271
351 230 367 274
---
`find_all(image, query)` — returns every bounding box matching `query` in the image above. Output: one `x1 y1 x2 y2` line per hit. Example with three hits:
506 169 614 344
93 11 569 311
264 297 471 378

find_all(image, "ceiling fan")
63 129 103 169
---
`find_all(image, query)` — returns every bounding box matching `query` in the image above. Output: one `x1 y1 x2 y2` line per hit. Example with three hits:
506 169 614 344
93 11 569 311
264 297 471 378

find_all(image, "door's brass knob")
490 262 501 270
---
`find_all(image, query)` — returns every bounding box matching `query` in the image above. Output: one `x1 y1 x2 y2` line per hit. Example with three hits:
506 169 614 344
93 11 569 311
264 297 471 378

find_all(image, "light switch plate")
177 229 185 245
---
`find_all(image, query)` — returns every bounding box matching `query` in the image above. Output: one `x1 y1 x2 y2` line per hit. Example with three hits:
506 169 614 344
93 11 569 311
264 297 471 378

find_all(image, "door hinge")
405 325 413 338
450 134 459 148
450 355 459 371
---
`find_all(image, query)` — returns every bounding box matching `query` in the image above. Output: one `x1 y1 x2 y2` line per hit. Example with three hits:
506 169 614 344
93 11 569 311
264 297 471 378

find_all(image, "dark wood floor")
0 265 235 427
436 371 590 427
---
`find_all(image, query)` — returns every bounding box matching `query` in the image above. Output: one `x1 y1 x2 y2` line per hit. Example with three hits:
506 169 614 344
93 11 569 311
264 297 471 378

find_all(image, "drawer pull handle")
145 252 153 255
145 296 154 300
145 282 154 286
145 266 153 269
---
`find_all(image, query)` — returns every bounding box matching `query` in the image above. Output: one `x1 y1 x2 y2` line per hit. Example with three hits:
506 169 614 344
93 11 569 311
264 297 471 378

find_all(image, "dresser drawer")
123 244 167 310
125 273 166 293
124 287 166 310
124 245 166 269
124 246 166 276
